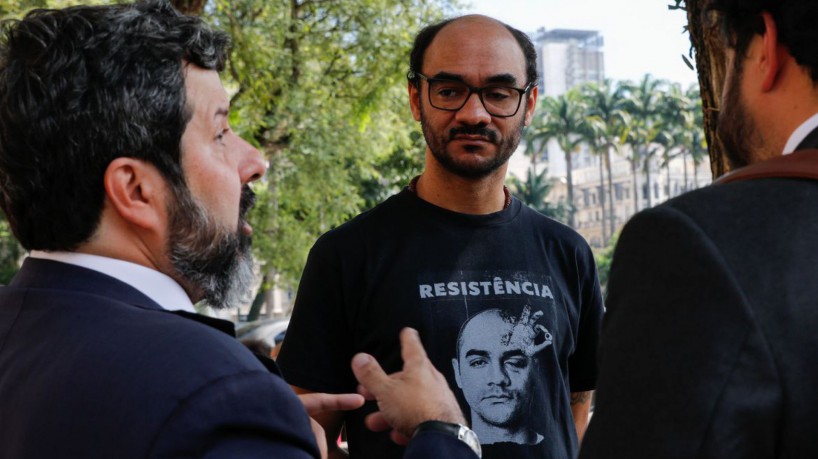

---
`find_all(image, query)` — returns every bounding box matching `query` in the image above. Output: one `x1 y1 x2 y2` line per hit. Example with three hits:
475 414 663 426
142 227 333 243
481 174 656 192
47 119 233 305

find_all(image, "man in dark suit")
0 2 480 458
580 1 818 458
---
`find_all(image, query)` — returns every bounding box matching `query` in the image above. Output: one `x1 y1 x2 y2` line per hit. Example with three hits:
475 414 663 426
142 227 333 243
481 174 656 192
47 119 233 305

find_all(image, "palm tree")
579 80 630 242
622 74 668 211
656 83 690 199
532 89 586 228
684 85 709 190
507 166 567 221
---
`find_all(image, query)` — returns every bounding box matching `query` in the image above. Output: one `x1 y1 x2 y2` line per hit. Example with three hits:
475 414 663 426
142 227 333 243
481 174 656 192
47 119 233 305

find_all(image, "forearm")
571 391 593 444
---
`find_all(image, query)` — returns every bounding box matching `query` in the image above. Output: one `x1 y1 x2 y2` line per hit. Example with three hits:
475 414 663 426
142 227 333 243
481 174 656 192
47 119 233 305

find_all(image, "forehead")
423 17 526 83
460 312 515 353
183 65 229 117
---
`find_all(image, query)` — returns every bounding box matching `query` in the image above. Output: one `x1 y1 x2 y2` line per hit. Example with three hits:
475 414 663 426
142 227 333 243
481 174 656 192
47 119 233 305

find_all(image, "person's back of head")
707 0 818 81
0 0 229 251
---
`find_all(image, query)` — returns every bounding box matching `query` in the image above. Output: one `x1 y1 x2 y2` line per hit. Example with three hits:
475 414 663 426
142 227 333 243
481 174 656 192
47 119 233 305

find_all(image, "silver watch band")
413 420 482 458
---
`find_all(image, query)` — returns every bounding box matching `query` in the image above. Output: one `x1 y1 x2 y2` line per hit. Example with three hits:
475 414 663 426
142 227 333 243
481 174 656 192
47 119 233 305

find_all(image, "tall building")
535 29 605 97
509 29 605 183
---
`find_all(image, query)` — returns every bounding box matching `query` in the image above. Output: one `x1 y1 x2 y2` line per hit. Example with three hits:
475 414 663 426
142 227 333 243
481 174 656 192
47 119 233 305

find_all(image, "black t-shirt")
278 190 603 459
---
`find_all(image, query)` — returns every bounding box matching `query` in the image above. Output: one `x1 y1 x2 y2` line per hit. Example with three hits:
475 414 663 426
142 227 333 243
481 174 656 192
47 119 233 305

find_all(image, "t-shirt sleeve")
276 236 357 393
567 242 604 392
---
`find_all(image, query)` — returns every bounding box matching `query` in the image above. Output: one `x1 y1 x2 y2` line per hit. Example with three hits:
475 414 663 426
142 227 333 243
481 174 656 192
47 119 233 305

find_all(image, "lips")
453 134 492 142
240 220 253 236
449 126 498 143
482 392 513 402
239 186 257 236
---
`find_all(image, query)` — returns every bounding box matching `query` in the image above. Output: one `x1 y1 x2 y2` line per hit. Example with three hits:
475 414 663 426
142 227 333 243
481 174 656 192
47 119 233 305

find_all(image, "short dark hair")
408 15 538 91
706 0 818 80
0 0 230 250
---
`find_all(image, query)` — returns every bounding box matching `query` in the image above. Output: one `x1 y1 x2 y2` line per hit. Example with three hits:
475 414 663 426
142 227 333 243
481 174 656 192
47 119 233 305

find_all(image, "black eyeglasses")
409 71 531 118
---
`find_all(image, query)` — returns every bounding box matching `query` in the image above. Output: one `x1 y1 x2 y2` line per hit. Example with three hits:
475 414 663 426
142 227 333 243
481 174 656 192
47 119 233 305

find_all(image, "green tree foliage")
213 0 456 288
507 166 567 222
0 0 455 291
577 79 630 245
593 232 618 296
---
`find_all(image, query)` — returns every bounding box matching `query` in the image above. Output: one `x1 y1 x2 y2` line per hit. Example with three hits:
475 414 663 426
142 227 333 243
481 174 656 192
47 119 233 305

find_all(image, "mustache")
239 185 256 218
449 125 498 143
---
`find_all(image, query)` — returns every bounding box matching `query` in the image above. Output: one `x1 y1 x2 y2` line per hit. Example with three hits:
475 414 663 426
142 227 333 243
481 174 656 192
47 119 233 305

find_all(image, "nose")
237 136 267 184
487 360 510 386
455 91 491 126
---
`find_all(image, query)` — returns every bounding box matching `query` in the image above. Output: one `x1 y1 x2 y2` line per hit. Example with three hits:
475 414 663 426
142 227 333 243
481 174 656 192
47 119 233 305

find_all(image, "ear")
409 81 422 121
451 358 463 388
524 85 539 126
103 158 167 231
759 12 782 92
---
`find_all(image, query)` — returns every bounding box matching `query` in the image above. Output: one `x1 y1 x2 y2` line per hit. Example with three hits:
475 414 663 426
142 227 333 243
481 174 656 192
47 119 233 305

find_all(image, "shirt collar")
28 251 196 313
783 112 818 154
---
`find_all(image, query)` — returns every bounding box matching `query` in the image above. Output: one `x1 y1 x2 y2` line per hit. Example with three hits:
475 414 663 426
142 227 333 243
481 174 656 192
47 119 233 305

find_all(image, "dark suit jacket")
0 258 479 458
580 141 818 458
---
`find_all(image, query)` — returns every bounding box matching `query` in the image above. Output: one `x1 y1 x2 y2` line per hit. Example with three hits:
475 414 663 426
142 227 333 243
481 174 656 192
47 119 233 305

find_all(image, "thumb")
351 353 389 397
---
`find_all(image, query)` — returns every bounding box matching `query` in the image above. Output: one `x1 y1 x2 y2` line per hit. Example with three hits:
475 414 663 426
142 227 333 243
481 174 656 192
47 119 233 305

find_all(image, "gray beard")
166 184 255 310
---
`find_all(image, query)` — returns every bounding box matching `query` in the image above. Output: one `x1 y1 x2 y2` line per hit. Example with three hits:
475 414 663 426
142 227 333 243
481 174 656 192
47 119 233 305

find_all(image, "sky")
463 0 699 88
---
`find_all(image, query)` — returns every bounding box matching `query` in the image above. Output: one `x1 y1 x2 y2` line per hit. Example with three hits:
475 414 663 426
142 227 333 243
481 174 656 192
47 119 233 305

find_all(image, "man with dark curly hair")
581 1 818 457
0 2 479 458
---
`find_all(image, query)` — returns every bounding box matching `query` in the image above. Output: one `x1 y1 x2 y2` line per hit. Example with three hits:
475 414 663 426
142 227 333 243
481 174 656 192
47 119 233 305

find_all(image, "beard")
420 106 525 179
166 184 256 310
717 61 765 169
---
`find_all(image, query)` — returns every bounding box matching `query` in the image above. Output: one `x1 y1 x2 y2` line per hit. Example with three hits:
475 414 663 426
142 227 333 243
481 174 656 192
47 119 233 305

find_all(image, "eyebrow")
214 107 229 120
430 72 519 86
465 349 489 359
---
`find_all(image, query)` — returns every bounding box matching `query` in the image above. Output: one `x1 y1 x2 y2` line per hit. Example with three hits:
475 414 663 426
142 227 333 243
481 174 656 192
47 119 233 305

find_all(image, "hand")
297 392 364 459
351 328 466 445
507 304 552 356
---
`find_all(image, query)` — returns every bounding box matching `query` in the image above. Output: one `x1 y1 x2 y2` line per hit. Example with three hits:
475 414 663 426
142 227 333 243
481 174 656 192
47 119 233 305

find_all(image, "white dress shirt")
29 250 196 313
782 112 818 154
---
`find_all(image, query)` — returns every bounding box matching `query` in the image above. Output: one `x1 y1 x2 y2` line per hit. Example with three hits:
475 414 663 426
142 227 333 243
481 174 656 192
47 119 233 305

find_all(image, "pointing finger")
298 393 364 416
399 327 428 367
352 352 389 396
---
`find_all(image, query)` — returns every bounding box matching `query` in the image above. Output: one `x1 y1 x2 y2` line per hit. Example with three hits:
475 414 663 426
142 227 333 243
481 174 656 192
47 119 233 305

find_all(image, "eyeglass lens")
428 80 521 116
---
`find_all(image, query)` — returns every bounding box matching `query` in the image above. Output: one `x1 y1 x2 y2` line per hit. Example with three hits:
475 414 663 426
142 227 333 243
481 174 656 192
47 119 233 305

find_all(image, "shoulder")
516 201 595 254
314 191 408 243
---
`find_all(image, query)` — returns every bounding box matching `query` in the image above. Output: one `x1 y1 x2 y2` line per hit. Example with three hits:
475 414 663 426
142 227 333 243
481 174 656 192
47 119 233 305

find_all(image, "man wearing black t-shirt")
278 14 604 459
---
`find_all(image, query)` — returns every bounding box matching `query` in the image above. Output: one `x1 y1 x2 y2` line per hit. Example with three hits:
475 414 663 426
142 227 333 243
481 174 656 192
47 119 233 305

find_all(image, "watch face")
459 426 482 457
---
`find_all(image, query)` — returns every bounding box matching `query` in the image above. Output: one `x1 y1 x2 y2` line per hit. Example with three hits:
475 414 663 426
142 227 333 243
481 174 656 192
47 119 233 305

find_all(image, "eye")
215 128 229 144
483 87 513 101
433 83 466 99
466 356 488 369
504 356 529 370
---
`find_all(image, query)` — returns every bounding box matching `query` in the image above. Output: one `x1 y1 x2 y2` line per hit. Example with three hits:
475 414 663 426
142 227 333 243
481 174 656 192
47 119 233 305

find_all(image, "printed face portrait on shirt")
451 306 552 443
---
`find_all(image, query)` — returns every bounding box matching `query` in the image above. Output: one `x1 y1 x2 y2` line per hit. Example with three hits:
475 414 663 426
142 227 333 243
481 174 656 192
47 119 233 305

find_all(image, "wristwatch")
413 420 482 458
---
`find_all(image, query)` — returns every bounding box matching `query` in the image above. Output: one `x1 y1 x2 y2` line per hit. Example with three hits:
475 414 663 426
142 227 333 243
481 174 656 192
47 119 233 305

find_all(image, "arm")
570 390 593 443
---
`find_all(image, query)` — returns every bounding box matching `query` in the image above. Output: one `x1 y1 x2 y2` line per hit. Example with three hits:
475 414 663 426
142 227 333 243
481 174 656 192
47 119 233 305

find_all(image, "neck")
415 164 509 215
472 416 536 445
